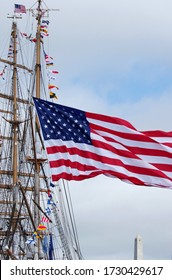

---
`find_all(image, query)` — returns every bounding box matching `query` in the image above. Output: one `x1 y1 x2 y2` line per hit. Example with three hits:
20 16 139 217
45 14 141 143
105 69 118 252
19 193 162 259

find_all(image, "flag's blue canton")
33 98 92 145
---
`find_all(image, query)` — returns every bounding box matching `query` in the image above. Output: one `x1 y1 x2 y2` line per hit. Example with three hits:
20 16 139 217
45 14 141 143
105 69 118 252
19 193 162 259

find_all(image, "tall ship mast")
0 1 82 260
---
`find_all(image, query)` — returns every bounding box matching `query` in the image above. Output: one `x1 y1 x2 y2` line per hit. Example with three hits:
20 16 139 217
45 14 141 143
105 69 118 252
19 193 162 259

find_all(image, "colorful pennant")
37 224 47 231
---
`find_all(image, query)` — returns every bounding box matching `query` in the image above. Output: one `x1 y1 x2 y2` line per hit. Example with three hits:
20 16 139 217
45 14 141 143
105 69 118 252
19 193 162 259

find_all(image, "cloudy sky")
1 0 172 260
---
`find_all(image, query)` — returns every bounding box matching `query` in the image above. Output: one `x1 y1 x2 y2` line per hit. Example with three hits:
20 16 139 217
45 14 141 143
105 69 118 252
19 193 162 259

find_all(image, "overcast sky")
1 0 172 260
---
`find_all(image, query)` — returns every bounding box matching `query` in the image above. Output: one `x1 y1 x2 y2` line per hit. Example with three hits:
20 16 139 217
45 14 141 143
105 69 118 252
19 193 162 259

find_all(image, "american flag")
33 97 172 189
14 4 26 14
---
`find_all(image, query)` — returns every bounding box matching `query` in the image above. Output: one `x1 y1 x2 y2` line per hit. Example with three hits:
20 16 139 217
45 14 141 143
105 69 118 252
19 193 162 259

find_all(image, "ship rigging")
0 0 82 260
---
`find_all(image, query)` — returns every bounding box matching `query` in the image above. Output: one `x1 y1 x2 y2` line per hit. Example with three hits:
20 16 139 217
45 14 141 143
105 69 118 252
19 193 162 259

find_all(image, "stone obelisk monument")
134 234 143 260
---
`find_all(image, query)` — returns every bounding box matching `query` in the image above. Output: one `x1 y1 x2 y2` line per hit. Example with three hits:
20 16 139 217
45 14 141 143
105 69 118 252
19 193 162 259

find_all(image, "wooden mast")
33 0 59 259
34 0 42 259
36 0 42 100
12 21 18 187
11 21 19 255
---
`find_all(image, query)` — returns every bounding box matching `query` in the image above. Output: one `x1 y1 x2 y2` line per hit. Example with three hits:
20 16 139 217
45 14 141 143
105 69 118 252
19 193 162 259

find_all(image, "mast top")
7 1 59 21
28 0 59 19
